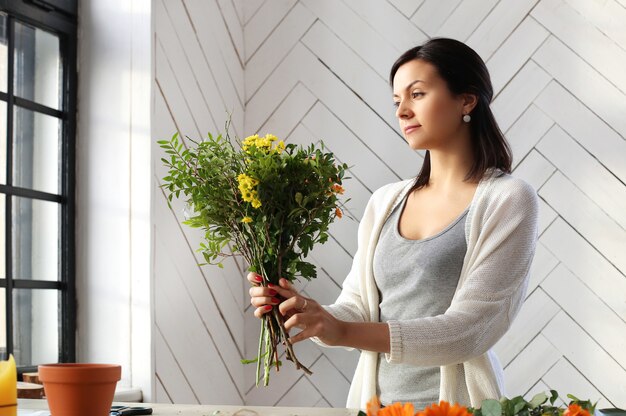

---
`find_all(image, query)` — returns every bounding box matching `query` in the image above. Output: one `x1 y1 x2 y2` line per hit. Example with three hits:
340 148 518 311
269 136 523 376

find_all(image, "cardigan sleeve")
385 178 539 366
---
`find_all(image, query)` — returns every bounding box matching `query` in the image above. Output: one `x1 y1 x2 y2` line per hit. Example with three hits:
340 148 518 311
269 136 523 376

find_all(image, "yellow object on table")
0 355 17 416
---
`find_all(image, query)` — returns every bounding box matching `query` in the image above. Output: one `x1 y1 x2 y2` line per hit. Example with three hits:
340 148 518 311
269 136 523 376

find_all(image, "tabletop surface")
18 399 361 416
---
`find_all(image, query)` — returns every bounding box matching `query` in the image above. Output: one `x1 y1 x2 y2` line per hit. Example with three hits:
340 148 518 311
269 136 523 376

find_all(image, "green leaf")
550 390 559 405
511 396 527 414
567 394 583 404
481 399 502 416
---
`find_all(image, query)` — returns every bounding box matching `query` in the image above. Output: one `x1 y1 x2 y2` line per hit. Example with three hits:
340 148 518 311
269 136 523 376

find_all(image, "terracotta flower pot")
38 364 121 416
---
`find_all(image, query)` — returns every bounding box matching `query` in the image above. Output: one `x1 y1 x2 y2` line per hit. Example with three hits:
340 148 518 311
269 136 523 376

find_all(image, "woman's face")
392 59 470 151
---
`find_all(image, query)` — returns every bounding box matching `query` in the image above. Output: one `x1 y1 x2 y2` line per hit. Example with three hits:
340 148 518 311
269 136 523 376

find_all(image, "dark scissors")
110 405 153 416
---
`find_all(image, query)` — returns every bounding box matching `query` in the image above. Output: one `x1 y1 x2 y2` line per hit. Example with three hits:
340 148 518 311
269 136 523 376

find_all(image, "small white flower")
182 202 197 220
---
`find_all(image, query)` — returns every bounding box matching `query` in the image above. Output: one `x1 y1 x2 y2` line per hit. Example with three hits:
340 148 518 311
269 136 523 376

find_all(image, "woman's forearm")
339 321 390 353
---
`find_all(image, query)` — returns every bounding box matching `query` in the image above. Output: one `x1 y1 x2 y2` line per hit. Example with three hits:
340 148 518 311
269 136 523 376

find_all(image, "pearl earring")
463 114 471 123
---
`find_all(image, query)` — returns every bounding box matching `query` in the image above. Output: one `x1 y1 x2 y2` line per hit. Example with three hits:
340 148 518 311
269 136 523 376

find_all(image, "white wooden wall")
152 0 246 405
152 0 626 409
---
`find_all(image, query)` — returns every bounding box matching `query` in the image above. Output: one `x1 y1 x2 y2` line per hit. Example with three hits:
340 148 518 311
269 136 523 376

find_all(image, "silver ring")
299 298 308 312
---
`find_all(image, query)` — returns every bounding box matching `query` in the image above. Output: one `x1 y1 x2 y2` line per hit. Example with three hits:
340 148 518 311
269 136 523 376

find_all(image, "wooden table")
18 399 361 416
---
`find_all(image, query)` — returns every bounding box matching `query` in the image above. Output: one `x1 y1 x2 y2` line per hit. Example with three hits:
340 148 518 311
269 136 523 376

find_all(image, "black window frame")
0 0 76 374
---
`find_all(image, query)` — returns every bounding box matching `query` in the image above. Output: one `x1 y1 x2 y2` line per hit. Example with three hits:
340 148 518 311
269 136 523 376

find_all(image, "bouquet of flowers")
360 391 602 416
158 122 349 386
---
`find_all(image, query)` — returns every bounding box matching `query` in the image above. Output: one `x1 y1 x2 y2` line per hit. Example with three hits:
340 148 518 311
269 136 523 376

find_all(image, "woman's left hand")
272 278 346 346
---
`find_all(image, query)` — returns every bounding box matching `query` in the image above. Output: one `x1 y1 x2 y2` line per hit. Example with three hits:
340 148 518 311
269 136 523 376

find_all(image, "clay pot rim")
39 363 120 369
38 363 121 383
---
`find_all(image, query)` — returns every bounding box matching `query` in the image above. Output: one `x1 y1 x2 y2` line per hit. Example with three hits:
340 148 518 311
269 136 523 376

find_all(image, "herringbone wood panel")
152 0 626 408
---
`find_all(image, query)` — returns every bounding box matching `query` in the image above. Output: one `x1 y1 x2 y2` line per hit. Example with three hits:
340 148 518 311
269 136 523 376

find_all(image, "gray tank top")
373 192 468 409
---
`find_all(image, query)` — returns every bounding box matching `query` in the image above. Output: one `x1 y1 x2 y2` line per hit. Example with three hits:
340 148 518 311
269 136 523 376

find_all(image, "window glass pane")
0 101 7 185
0 197 3 359
12 106 61 194
0 193 4 278
14 21 61 110
13 289 59 366
12 197 59 281
0 13 6 93
0 288 5 359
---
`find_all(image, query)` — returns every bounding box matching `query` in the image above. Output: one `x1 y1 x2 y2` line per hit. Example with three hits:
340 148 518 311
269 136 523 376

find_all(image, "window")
0 0 76 371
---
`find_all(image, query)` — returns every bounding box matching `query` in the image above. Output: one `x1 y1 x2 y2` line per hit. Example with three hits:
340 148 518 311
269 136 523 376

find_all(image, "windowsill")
114 386 143 402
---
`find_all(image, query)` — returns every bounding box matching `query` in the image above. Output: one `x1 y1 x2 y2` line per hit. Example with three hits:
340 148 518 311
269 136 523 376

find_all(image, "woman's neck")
426 143 475 191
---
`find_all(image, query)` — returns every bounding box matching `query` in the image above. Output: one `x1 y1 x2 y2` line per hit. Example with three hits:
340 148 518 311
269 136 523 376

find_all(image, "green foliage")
158 126 350 285
159 123 350 386
468 391 600 416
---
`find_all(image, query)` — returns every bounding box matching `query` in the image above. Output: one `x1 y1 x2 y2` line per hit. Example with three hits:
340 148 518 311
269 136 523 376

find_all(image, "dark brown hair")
390 38 512 189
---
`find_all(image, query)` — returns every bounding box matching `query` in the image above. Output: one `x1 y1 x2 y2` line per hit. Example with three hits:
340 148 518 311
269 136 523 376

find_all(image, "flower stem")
252 264 312 385
256 318 265 387
272 309 312 375
264 324 271 386
266 313 280 372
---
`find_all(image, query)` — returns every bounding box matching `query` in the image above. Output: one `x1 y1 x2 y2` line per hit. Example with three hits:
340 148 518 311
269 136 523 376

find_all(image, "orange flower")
367 396 382 416
331 183 345 194
382 402 415 416
366 397 415 416
563 404 591 416
417 401 471 416
335 207 343 218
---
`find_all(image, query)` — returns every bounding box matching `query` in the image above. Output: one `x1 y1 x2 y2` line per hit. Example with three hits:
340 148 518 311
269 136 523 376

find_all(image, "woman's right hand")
247 272 297 319
247 272 348 346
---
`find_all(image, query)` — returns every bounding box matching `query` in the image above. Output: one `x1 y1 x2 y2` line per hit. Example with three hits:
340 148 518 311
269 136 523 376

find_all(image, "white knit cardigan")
317 169 539 410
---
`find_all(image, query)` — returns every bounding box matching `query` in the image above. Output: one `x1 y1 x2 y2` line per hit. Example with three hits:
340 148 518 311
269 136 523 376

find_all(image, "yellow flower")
242 190 261 209
257 138 270 149
241 216 253 224
243 134 259 144
274 140 286 154
242 134 259 152
257 134 273 149
242 132 283 156
237 173 259 190
237 173 262 208
243 133 279 153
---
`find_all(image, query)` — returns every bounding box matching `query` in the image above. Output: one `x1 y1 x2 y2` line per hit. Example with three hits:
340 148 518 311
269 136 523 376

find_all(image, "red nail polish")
271 297 280 304
264 305 273 311
254 275 263 282
267 283 276 288
268 289 277 296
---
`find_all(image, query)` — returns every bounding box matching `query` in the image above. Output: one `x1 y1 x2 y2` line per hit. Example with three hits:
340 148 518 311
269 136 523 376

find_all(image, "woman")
248 38 538 410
